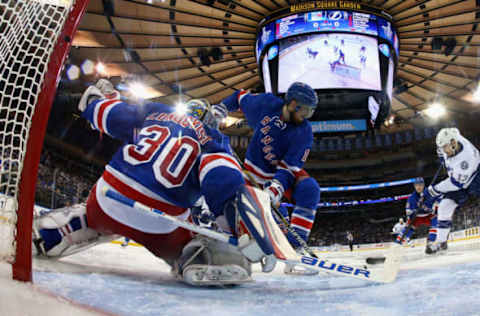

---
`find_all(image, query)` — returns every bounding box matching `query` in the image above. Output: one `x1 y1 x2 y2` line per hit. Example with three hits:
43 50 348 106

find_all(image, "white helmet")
436 127 460 148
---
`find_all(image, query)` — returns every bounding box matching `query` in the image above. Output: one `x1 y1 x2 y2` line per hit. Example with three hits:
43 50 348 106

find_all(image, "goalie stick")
102 187 239 247
228 150 320 260
103 187 400 283
366 164 444 265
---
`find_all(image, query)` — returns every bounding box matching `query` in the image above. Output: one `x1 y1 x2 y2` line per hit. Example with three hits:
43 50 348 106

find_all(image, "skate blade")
182 264 252 286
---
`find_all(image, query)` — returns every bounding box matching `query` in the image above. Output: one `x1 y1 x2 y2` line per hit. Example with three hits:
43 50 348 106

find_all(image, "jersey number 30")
123 125 200 188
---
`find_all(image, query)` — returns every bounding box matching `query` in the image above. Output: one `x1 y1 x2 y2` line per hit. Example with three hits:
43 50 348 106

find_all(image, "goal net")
0 0 88 281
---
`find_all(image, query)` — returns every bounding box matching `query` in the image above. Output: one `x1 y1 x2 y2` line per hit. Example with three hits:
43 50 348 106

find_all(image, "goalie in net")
33 80 282 286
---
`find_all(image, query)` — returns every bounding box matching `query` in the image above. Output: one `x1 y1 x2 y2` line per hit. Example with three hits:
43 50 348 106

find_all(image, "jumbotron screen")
256 9 398 63
278 33 381 92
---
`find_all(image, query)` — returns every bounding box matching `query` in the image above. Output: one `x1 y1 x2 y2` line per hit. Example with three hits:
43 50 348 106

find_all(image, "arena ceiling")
69 0 480 131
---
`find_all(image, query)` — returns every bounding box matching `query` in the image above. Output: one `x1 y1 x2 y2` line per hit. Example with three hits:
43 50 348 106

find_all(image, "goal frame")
12 0 90 282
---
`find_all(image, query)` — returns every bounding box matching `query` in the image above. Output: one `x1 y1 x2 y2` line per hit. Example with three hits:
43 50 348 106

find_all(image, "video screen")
278 33 381 92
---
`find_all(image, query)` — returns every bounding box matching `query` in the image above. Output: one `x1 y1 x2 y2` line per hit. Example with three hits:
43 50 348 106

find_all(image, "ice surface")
2 241 480 316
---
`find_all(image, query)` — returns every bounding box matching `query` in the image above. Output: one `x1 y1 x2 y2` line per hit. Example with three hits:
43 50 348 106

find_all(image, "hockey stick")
240 167 320 259
366 164 444 265
102 186 399 283
228 151 320 259
101 187 239 246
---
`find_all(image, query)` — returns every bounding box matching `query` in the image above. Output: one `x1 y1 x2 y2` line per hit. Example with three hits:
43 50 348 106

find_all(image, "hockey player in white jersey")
391 218 406 241
424 128 480 253
32 80 281 286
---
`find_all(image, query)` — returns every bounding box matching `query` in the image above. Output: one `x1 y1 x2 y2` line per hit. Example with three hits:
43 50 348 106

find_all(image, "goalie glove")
78 85 105 112
95 79 120 100
264 179 284 207
191 197 216 228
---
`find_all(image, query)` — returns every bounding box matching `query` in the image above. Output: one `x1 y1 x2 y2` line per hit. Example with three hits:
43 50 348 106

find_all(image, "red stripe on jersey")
244 162 273 181
291 216 313 230
199 154 241 174
237 90 248 104
102 170 187 216
278 161 306 179
295 169 309 179
97 99 118 133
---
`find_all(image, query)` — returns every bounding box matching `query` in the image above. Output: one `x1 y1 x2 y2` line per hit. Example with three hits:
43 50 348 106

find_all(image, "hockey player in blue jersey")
395 177 439 253
32 80 281 286
218 82 321 255
423 128 480 253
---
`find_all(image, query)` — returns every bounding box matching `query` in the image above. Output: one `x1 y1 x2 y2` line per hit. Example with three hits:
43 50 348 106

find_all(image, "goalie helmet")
436 127 460 148
185 99 219 129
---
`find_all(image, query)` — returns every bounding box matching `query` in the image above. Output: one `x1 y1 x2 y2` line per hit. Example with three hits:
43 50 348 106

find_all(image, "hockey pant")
86 183 193 265
402 214 437 243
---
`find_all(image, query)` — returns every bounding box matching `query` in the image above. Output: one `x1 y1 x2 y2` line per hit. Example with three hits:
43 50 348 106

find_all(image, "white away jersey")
434 135 480 193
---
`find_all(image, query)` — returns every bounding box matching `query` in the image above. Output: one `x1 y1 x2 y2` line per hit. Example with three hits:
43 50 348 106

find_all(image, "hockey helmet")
285 82 318 119
185 99 218 129
436 127 460 148
413 177 424 185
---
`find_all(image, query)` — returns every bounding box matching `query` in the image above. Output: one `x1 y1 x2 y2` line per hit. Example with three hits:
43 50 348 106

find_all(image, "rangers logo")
461 161 469 170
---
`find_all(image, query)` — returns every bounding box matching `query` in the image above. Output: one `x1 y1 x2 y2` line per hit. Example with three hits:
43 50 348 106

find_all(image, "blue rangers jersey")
221 90 313 191
81 97 242 217
406 188 440 219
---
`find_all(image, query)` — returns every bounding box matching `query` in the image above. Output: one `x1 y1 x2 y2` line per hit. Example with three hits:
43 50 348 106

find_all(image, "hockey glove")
426 185 441 204
192 209 216 228
78 85 105 112
95 79 121 99
211 103 228 121
264 179 284 207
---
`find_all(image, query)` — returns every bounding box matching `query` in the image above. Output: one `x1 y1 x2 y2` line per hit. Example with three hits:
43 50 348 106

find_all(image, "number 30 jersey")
81 98 241 216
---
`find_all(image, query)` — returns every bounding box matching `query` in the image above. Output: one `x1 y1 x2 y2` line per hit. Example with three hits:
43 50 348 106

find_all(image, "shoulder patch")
461 160 469 170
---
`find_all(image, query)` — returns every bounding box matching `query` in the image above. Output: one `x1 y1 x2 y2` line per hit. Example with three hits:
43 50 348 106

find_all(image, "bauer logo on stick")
300 256 371 278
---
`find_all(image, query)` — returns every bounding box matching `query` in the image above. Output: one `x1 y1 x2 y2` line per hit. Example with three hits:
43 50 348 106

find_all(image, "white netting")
0 0 73 263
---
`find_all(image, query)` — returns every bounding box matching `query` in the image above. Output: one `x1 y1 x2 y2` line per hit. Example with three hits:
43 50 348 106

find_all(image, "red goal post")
0 0 89 282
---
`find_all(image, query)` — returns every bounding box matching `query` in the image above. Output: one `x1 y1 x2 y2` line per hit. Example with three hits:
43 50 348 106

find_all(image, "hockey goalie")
32 80 281 286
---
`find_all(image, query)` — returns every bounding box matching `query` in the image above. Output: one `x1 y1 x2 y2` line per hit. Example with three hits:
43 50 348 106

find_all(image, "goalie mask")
185 99 219 129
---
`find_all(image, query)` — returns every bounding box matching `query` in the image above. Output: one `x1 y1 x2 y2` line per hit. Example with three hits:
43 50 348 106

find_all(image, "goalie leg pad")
33 204 113 258
174 235 252 286
230 185 275 257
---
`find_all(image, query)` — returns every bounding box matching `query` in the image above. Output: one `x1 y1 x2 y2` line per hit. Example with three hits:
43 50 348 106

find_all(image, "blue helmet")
413 177 424 185
285 82 318 116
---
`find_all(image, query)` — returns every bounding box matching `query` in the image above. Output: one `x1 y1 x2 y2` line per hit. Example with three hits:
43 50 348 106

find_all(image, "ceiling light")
128 82 149 99
424 103 446 119
175 102 187 115
95 62 107 76
472 83 480 102
80 59 95 75
388 115 395 125
65 64 80 80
